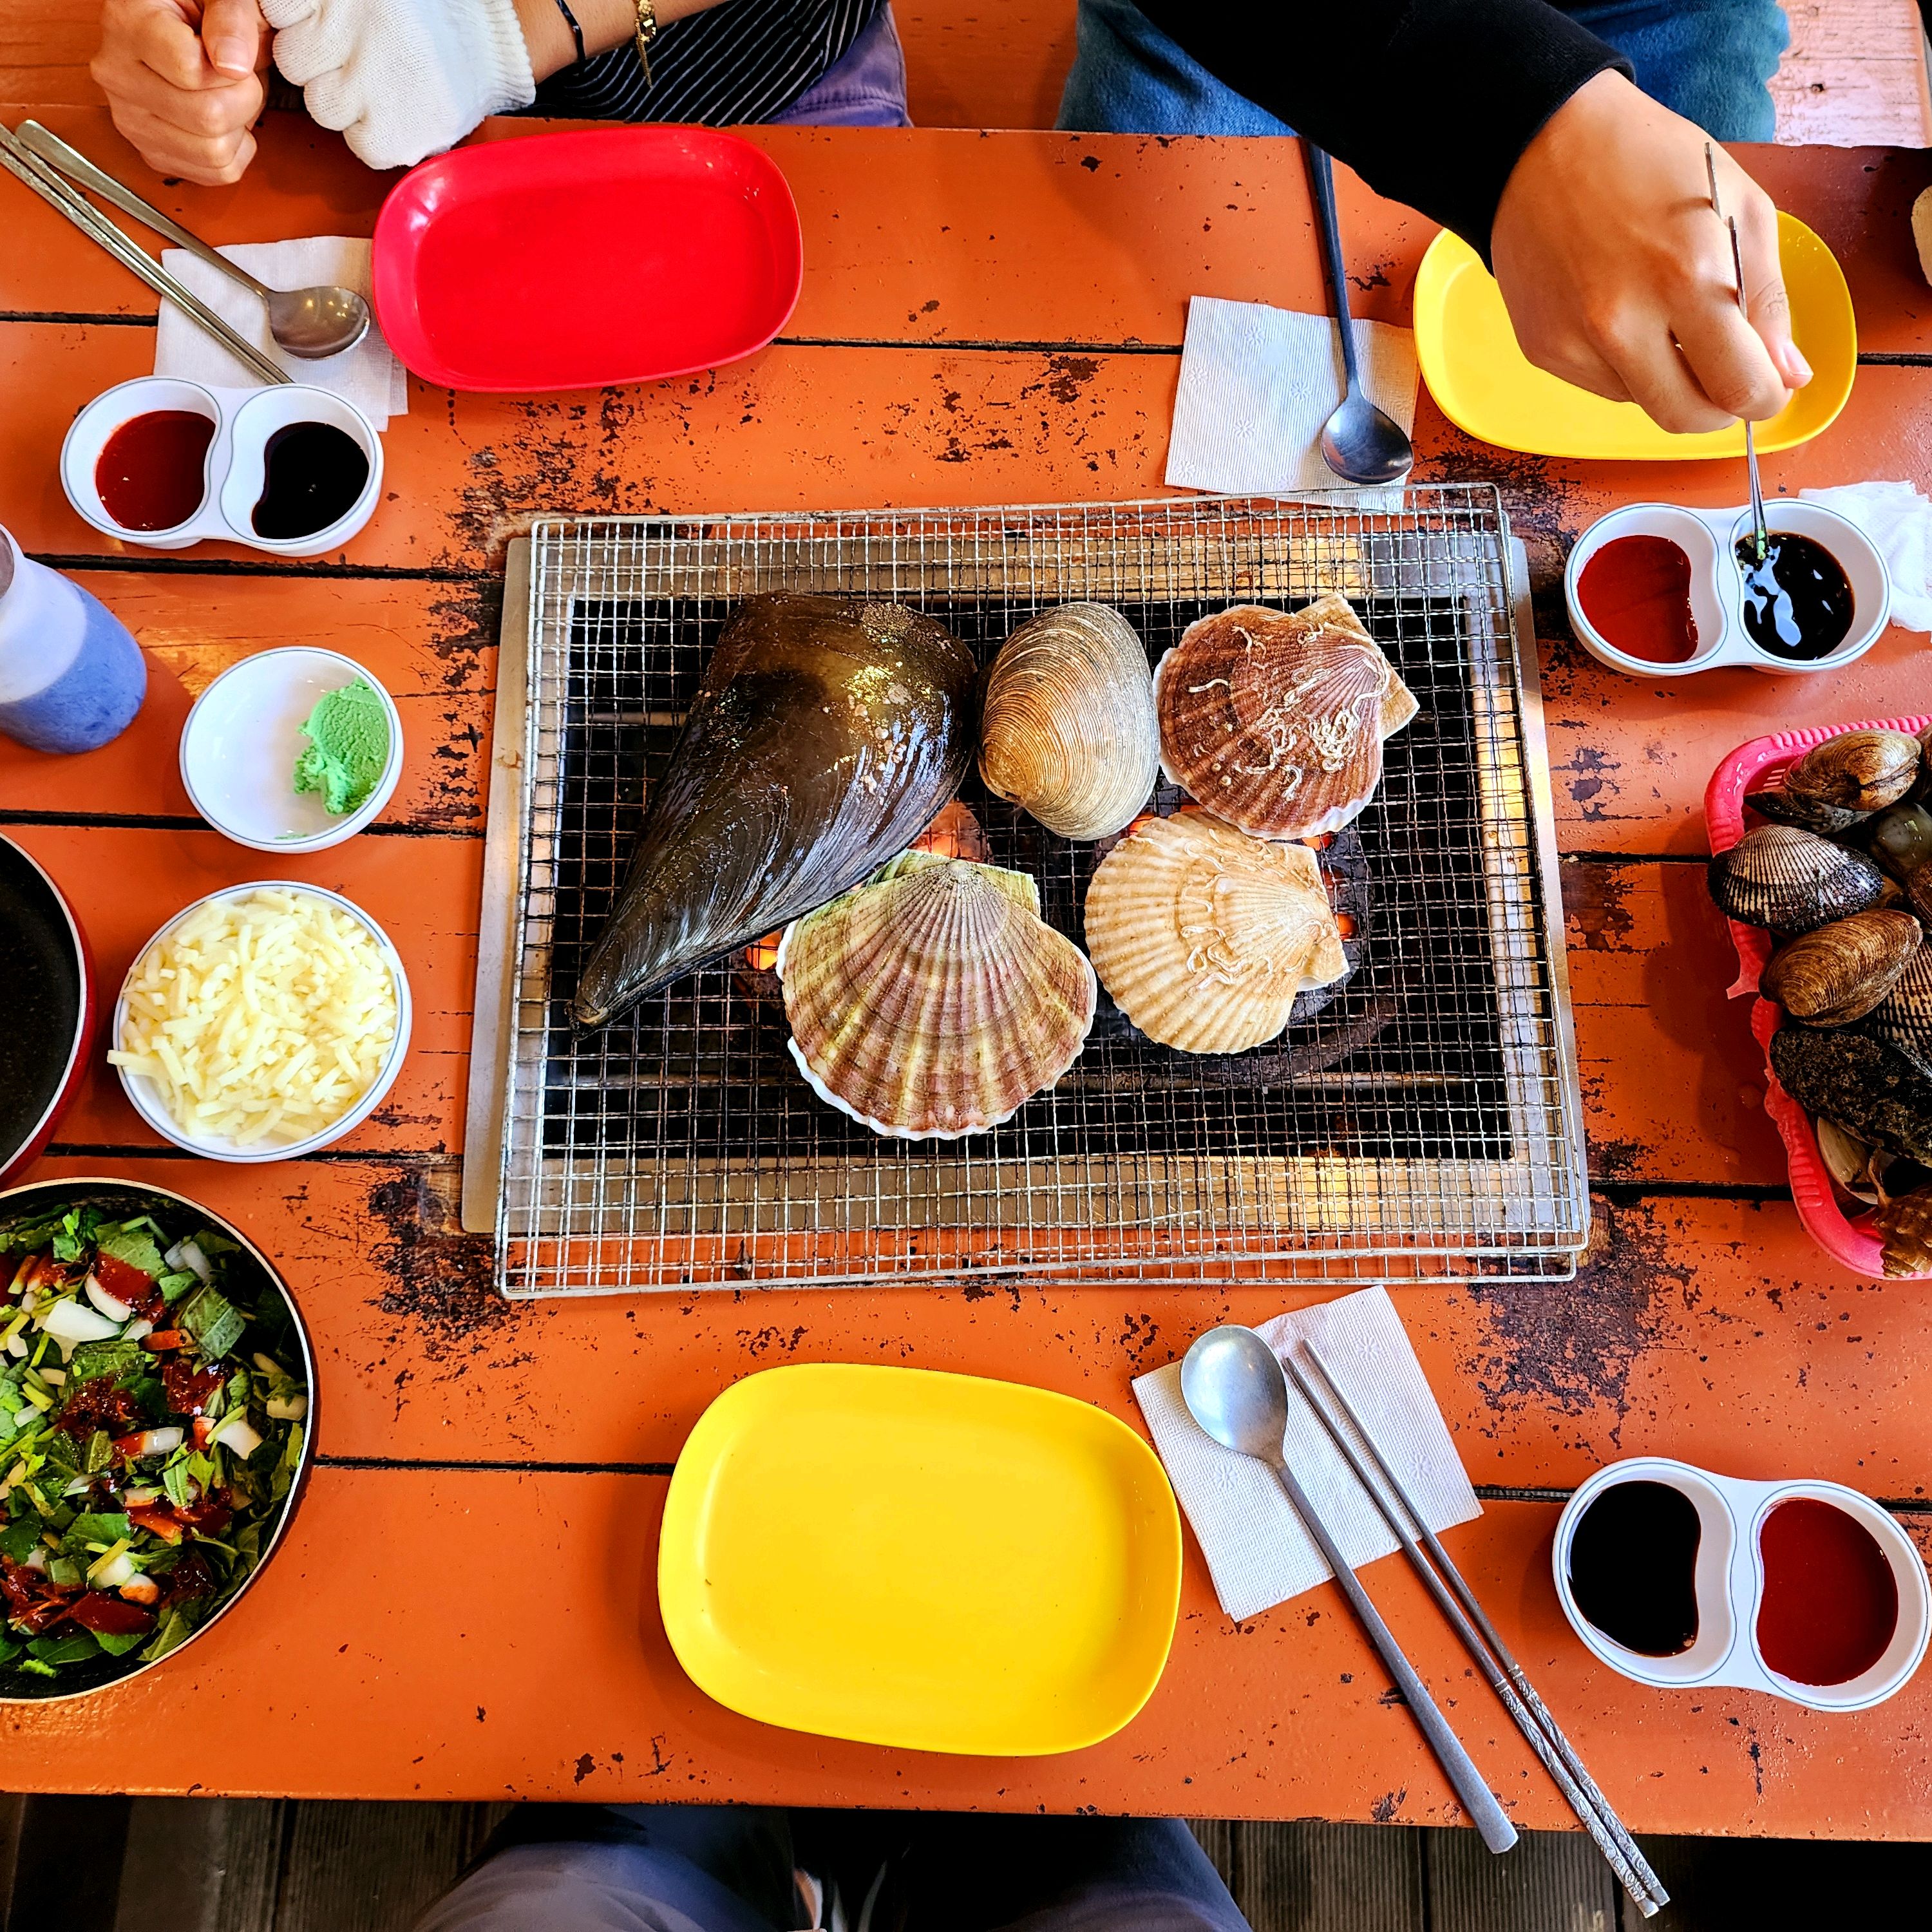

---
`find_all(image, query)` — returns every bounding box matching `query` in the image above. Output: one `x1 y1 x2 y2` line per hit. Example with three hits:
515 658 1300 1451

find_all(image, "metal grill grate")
493 492 1587 1295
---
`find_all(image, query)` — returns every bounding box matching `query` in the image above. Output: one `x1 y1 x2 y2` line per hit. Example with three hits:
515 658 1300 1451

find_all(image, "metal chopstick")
0 122 289 386
1288 1342 1668 1917
1705 140 1768 560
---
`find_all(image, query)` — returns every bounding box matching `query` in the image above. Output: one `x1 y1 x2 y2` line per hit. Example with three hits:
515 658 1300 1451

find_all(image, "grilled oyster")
1759 910 1920 1026
1707 825 1884 933
1770 1027 1932 1166
1784 730 1919 814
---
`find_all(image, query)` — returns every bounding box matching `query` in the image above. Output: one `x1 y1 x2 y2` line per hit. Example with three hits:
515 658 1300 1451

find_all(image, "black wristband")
553 0 588 64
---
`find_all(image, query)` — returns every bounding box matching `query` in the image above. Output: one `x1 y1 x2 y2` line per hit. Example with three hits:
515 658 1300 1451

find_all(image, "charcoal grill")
466 491 1587 1296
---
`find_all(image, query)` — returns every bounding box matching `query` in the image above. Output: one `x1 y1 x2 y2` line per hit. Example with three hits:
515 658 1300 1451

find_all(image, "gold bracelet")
634 0 658 87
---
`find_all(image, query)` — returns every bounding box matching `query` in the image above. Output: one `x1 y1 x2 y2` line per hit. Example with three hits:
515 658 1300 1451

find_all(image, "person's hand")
91 0 270 186
262 0 535 172
1491 70 1811 435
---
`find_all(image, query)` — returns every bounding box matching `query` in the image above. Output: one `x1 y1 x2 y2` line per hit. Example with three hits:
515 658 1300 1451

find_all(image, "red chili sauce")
1754 1497 1899 1686
1577 535 1700 663
95 410 214 532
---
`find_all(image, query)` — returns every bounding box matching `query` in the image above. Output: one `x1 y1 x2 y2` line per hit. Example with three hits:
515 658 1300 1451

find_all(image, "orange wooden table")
3 106 1932 1838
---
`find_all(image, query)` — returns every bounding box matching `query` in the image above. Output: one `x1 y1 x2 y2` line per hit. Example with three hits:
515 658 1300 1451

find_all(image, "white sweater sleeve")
263 0 538 172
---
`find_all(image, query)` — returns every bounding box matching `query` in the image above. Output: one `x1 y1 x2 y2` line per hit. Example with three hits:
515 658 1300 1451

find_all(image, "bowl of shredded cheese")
108 884 410 1161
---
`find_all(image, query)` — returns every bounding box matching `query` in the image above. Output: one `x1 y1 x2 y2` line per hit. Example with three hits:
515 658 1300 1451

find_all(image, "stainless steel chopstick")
1293 1341 1667 1917
1705 140 1768 559
0 122 289 386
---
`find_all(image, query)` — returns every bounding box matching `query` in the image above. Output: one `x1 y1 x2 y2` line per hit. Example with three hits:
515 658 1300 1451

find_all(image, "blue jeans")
413 1805 1253 1932
1058 0 1790 142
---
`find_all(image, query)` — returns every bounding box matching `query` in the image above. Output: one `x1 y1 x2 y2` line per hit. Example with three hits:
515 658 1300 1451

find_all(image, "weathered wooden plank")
3 1795 130 1932
113 1797 287 1932
6 823 480 1155
1772 0 1932 148
274 1803 501 1932
1237 1819 1426 1932
2 1470 1928 1837
0 574 498 835
1426 1823 1615 1932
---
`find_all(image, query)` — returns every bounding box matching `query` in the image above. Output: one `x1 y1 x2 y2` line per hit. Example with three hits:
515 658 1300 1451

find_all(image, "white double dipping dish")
61 375 383 558
1564 499 1890 678
1553 1455 1930 1713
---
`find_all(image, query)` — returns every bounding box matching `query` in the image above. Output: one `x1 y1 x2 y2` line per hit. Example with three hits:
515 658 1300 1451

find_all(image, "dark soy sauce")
95 410 214 531
1755 1498 1899 1686
251 421 370 540
1736 532 1853 661
1567 1479 1702 1656
1577 536 1700 663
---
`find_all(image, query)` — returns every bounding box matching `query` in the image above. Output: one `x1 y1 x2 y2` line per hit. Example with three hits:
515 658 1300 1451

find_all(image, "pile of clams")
1711 726 1932 1275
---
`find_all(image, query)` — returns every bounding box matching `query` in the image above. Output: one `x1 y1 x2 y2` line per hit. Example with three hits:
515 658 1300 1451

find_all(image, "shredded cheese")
109 888 399 1147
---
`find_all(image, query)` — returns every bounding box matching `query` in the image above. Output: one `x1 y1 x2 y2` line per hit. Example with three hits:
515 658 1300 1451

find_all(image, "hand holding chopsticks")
1286 1341 1669 1918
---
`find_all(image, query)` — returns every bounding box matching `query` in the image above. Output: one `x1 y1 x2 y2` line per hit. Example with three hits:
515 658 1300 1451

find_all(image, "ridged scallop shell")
776 852 1095 1139
1084 814 1347 1054
978 603 1160 841
1707 825 1884 933
1153 594 1417 840
1868 945 1932 1077
1873 1185 1932 1276
1759 910 1920 1025
1785 730 1920 813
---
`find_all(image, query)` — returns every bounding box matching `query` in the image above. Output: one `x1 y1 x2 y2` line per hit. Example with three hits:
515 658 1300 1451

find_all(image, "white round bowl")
180 648 402 853
113 880 412 1162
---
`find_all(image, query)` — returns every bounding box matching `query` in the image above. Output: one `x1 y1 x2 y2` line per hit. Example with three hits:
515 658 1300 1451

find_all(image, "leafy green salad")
0 1194 308 1693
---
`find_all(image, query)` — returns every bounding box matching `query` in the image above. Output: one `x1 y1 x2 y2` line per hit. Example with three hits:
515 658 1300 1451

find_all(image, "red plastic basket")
1704 714 1932 1282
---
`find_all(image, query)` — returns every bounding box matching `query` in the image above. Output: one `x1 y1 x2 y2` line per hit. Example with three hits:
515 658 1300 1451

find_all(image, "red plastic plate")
372 126 803 393
1704 715 1932 1282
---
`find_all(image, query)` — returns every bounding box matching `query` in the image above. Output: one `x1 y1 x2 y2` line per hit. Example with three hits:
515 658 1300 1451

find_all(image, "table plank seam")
0 808 480 838
317 1454 678 1475
24 551 487 583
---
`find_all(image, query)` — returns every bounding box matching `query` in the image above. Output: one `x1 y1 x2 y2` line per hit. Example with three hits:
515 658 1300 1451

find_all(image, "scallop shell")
1868 945 1932 1077
1759 910 1920 1025
1084 813 1347 1055
776 852 1095 1139
1153 595 1417 840
1871 1185 1932 1277
1785 730 1920 813
1706 825 1884 933
978 603 1160 841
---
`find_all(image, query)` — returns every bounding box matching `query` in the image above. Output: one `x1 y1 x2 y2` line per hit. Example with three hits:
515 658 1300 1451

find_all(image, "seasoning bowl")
61 376 383 560
111 881 412 1164
0 1175 317 1703
1554 1456 1930 1713
180 649 403 853
1565 498 1889 678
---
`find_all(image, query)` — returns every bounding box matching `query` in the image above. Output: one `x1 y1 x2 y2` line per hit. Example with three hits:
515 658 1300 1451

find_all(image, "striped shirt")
531 0 883 125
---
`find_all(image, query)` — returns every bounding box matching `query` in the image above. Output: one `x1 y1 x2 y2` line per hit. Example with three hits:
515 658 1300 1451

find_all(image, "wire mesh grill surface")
498 493 1587 1295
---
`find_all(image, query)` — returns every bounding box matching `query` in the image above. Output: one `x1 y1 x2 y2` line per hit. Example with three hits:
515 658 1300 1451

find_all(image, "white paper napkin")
1798 480 1932 632
153 237 407 427
1132 1287 1479 1624
1165 295 1419 512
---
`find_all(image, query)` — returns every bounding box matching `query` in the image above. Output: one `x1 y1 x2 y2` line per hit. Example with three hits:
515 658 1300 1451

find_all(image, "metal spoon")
16 119 371 361
1179 1324 1518 1853
1305 146 1413 487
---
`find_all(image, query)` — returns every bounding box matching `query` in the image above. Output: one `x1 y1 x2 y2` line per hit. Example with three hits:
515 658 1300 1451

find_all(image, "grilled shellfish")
776 851 1095 1139
1084 813 1347 1055
1153 594 1417 840
1707 825 1884 933
1783 730 1920 814
978 603 1160 842
1759 910 1920 1026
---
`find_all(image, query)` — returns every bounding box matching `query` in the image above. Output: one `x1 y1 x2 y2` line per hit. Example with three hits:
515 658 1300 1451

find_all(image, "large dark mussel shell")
1867 945 1932 1078
1743 786 1868 837
1859 802 1932 882
1784 730 1920 813
1770 1026 1932 1166
1870 1184 1932 1277
1760 909 1921 1026
1707 825 1884 933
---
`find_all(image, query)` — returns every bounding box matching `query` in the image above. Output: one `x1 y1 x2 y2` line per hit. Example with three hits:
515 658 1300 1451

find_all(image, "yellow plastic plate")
1413 211 1855 460
658 1363 1182 1756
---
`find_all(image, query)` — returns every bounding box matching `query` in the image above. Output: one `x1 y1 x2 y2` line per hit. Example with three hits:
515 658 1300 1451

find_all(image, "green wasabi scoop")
293 676 388 816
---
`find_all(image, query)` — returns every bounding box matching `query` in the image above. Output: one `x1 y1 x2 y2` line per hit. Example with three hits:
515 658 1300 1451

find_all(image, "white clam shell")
1153 594 1415 840
1084 814 1347 1055
978 602 1160 842
777 852 1097 1139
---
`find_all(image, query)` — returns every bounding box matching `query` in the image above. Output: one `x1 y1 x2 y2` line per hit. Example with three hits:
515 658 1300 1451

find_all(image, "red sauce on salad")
1755 1498 1899 1686
95 1251 165 1319
1577 536 1700 663
52 1374 140 1440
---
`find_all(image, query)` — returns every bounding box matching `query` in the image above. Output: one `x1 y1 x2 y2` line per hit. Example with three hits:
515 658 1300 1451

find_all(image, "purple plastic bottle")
0 525 147 753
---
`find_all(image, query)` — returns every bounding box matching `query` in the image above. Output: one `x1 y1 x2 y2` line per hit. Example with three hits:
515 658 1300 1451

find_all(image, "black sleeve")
1134 0 1633 259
